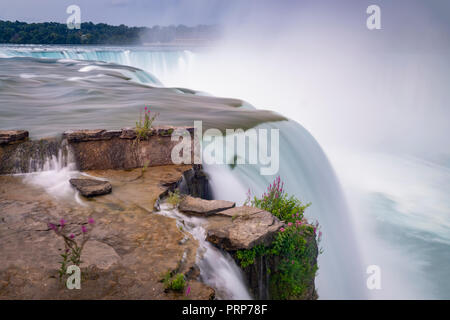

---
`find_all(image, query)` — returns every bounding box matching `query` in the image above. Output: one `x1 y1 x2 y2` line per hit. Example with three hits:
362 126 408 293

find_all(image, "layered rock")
179 196 235 216
0 130 28 145
0 126 196 174
64 126 196 170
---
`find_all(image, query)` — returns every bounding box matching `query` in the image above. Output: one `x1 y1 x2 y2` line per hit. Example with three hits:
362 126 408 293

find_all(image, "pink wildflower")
81 225 87 233
186 286 191 296
280 227 285 232
69 234 75 239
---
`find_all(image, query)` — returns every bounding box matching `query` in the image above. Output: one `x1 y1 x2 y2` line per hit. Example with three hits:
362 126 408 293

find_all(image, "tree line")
0 20 219 45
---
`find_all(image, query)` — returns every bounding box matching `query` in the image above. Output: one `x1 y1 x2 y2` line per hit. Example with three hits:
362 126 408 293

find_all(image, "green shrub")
135 107 158 141
238 176 321 299
164 272 186 292
245 176 310 223
167 189 182 207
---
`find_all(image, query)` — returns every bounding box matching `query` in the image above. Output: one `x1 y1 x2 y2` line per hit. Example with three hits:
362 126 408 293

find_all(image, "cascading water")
3 43 447 299
0 45 194 86
203 120 367 299
0 45 367 298
157 204 252 300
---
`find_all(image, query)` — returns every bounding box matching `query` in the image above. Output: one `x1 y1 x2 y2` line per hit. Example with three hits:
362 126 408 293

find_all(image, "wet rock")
0 137 63 174
69 178 112 197
179 196 235 216
205 206 284 250
0 130 28 145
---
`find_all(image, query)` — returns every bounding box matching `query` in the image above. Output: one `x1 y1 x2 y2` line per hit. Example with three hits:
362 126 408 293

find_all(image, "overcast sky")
0 0 285 27
0 0 449 31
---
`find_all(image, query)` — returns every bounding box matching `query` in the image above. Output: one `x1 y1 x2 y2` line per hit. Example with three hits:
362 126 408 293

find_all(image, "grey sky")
0 0 449 31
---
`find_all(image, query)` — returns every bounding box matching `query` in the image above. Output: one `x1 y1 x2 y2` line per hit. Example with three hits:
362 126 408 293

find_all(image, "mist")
151 0 450 299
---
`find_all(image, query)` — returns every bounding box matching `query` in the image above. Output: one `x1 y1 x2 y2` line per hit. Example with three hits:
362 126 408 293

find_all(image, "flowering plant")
135 106 158 141
244 176 310 223
48 217 95 281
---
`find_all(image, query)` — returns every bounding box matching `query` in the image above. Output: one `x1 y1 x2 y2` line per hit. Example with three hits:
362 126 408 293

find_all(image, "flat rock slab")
206 206 284 251
0 130 28 145
70 178 112 197
179 196 235 216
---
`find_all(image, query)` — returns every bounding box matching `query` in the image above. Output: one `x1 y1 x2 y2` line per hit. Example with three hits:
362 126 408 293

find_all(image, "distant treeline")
0 20 220 45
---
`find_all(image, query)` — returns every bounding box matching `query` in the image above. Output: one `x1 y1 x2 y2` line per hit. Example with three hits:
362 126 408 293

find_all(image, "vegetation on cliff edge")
237 176 322 299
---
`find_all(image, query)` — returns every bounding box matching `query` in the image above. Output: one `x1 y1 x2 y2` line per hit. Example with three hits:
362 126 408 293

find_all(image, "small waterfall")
2 137 81 201
157 204 252 300
0 136 72 174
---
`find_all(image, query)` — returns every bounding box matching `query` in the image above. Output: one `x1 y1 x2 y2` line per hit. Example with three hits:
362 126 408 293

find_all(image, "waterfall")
0 45 194 86
204 120 367 299
3 137 81 202
157 204 252 299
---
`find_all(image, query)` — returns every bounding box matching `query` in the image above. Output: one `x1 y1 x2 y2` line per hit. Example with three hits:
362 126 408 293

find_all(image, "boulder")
178 196 235 216
0 130 28 145
205 206 284 250
69 178 112 197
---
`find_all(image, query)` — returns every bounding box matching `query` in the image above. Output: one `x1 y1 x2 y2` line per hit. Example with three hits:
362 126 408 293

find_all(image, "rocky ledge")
0 165 214 300
0 126 196 174
0 130 29 145
177 196 318 300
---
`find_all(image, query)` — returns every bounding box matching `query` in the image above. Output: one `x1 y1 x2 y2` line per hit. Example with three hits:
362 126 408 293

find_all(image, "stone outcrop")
64 126 196 170
239 225 319 300
0 126 196 174
179 196 235 216
69 178 112 197
0 166 214 300
184 202 318 300
205 206 284 251
0 130 29 145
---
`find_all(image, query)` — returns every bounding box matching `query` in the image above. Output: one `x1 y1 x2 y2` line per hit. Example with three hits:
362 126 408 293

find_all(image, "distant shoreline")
0 20 221 46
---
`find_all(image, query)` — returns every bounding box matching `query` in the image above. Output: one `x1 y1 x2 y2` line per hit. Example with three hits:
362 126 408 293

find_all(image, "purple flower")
69 234 75 239
60 219 66 227
186 286 191 296
81 225 87 233
280 227 285 232
48 223 57 231
88 218 95 225
288 222 293 227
